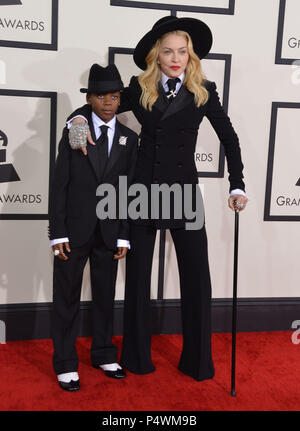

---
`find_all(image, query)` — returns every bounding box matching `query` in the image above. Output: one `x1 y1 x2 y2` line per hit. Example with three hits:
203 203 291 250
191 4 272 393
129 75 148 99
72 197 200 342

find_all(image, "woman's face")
157 33 189 78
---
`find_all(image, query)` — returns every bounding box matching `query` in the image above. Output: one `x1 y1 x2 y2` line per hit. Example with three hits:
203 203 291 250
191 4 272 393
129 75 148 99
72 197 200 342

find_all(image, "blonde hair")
138 30 209 111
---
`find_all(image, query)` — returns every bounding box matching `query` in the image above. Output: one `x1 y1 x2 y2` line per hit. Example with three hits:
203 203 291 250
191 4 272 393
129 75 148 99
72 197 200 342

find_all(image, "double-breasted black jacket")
70 77 245 229
49 109 138 249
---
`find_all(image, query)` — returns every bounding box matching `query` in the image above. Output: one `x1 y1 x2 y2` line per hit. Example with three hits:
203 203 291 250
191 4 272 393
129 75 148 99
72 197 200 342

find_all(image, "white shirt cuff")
230 189 248 199
117 239 130 249
50 238 69 247
51 238 130 249
66 115 88 129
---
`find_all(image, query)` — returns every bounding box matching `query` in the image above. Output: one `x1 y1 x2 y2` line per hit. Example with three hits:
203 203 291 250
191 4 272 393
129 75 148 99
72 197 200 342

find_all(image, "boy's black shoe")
92 364 126 379
58 379 80 391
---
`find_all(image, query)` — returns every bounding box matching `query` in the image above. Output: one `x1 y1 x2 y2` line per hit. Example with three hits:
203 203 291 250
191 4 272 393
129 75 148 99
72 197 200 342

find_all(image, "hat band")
85 80 123 93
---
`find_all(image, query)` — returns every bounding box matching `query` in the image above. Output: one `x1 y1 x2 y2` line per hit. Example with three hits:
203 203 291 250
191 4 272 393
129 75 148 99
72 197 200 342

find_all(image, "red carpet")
0 332 299 411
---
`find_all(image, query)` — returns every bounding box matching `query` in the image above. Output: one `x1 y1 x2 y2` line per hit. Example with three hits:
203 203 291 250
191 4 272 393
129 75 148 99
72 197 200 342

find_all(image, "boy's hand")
70 118 95 156
52 242 71 260
113 247 128 260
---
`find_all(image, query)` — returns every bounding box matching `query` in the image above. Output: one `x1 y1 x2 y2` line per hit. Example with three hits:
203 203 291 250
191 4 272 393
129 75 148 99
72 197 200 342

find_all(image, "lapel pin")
119 136 127 146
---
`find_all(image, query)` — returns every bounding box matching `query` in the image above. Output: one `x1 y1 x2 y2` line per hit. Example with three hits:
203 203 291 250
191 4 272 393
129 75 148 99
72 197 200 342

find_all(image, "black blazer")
49 108 138 249
69 77 245 229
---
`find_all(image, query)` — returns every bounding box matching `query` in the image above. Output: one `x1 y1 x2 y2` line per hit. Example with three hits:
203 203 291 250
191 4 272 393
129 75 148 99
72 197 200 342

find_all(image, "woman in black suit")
68 16 248 381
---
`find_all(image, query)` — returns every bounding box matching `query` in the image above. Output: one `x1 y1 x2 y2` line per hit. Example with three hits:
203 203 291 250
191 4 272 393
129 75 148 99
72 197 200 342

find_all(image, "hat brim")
133 18 213 70
80 80 124 93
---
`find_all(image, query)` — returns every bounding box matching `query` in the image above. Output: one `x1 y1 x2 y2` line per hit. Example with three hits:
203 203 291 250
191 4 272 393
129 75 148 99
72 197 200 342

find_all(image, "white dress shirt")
50 112 130 249
161 71 185 94
90 112 115 156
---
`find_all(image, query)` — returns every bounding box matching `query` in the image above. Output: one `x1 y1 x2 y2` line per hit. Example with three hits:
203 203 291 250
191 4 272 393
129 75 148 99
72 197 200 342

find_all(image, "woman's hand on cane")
228 194 248 212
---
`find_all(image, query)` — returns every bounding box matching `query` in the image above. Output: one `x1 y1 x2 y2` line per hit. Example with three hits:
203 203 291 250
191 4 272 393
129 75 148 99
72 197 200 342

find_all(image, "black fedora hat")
80 64 124 93
133 16 213 70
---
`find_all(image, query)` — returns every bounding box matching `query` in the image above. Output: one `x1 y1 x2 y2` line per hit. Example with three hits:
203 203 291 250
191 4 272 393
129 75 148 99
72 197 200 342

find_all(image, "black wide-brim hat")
134 16 213 71
80 63 124 93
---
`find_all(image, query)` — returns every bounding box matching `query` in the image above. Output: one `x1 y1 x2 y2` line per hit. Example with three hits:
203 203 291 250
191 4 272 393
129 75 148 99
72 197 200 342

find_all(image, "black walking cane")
231 209 239 397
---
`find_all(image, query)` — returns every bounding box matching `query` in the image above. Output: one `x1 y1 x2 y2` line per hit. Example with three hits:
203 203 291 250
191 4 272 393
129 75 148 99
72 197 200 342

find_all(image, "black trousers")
120 224 215 381
51 223 118 375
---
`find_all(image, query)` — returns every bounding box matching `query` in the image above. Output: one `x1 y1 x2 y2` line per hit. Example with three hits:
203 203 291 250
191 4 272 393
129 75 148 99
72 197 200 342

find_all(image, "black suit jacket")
69 77 245 229
49 109 138 249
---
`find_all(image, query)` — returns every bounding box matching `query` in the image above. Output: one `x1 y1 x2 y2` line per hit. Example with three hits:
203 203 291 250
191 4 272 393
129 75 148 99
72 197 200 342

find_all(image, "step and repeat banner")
0 0 299 306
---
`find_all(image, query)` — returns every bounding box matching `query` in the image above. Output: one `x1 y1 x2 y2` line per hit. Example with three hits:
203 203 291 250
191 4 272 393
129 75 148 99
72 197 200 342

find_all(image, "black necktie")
97 124 109 174
99 124 109 152
166 78 180 102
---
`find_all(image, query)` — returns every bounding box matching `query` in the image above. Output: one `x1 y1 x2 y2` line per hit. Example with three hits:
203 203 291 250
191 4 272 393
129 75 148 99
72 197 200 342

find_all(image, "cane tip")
230 389 236 397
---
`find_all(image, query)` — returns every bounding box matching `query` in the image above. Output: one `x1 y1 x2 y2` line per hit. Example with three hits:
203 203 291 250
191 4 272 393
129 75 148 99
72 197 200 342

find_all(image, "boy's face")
87 91 120 122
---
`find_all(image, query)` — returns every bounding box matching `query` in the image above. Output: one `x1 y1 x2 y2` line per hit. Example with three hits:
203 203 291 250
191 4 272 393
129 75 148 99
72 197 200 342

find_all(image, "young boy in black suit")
49 64 138 391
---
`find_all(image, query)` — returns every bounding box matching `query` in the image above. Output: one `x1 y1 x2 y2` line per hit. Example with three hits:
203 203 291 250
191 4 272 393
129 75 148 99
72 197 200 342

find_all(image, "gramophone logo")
0 130 20 183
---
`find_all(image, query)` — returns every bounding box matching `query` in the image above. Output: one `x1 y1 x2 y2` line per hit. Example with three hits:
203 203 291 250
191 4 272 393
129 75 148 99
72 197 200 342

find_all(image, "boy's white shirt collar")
91 112 116 131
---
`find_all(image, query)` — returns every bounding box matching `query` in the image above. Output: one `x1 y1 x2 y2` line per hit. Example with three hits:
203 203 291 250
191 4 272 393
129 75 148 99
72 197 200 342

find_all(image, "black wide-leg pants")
51 223 118 375
120 224 215 381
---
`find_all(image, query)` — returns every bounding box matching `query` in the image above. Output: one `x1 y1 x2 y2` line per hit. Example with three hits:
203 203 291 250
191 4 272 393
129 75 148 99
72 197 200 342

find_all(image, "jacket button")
177 162 183 167
155 161 160 166
178 143 184 149
156 143 160 149
179 128 185 133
